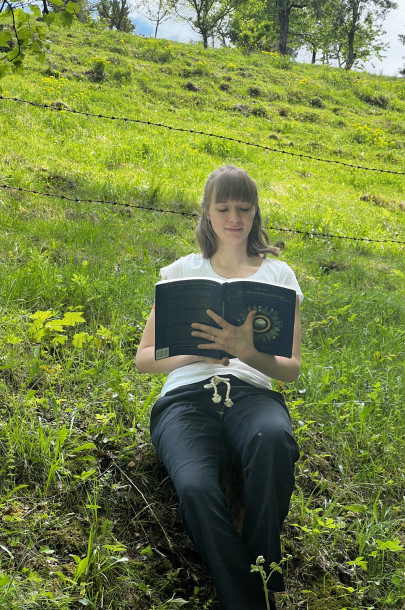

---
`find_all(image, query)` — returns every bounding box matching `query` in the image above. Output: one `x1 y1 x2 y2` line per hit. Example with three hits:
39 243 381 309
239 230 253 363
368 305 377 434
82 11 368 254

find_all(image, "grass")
0 20 404 610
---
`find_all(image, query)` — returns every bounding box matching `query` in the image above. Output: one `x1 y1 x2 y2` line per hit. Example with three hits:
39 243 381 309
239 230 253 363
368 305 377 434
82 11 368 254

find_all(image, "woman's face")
206 199 257 249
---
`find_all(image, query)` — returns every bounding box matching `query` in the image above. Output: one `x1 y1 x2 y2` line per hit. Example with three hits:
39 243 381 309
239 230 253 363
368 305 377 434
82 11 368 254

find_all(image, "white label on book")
156 347 170 360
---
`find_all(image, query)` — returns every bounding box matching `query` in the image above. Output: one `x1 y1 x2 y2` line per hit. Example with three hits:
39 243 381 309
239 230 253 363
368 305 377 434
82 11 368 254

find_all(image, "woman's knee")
174 465 219 503
245 419 299 466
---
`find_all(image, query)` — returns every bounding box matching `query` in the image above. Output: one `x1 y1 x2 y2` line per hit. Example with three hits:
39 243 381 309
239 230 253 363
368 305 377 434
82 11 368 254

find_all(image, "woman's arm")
135 308 199 373
191 297 301 383
135 307 230 374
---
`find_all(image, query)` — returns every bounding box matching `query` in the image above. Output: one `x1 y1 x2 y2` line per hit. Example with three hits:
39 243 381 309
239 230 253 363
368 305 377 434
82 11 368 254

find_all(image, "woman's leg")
150 383 270 610
222 384 300 592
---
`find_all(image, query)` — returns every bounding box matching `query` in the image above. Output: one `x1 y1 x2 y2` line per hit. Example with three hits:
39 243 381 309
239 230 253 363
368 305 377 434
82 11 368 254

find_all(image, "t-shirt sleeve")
280 264 303 303
160 257 184 280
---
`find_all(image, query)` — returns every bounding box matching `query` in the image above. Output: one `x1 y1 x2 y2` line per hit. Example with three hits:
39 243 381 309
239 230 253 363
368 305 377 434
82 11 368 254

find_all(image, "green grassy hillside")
0 21 404 610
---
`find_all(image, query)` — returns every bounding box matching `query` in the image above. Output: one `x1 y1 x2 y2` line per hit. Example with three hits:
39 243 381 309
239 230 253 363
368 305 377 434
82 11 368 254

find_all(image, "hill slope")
0 22 404 610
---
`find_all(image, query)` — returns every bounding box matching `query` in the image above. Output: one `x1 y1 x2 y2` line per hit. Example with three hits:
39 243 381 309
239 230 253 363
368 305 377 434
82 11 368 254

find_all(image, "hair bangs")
212 170 258 206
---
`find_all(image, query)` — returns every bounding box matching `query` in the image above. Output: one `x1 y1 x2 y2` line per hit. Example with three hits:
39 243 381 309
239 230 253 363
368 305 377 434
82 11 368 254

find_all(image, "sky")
132 1 405 77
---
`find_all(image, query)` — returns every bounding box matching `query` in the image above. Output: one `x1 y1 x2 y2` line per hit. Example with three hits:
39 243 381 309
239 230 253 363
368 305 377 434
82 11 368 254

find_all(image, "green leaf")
29 4 42 18
14 8 30 23
74 556 89 580
51 334 68 346
18 26 33 45
73 469 96 481
66 1 80 14
72 332 90 348
43 12 56 26
0 64 10 80
0 574 12 588
0 31 12 45
61 311 85 326
8 48 21 61
57 10 74 27
344 504 367 514
71 443 96 453
31 310 54 322
1 484 28 503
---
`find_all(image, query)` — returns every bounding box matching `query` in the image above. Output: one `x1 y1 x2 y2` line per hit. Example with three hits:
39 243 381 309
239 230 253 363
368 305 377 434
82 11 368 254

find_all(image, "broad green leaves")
0 0 80 80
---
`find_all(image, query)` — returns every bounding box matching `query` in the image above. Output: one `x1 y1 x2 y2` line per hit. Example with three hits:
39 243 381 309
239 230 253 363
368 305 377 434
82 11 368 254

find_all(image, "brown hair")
196 165 279 259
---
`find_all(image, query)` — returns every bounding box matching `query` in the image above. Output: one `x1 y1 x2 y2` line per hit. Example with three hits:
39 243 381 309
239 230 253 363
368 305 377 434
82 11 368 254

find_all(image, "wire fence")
1 95 405 176
2 183 404 245
1 94 404 245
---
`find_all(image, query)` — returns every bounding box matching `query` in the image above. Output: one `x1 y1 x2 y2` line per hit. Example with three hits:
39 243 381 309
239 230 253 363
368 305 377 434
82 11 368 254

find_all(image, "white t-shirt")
159 253 303 396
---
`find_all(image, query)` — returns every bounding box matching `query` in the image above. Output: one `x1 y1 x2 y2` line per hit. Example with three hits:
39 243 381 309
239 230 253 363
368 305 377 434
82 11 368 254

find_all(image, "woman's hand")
191 309 257 361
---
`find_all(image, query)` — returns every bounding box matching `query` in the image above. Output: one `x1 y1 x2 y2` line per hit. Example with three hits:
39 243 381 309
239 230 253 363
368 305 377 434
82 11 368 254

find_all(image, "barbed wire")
1 95 405 176
1 183 404 245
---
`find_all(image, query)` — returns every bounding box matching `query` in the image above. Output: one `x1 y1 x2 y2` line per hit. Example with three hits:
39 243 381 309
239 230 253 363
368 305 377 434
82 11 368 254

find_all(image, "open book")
154 276 296 360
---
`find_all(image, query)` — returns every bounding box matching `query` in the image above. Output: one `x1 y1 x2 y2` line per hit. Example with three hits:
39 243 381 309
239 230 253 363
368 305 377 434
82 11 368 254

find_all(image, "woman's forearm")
135 347 200 374
243 349 301 382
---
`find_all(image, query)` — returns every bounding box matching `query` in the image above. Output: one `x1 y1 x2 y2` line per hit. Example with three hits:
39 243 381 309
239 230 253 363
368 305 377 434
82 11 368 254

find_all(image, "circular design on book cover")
237 306 283 344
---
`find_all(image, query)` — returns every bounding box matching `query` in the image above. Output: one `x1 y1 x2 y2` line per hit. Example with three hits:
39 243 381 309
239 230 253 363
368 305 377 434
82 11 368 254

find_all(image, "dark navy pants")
150 376 299 610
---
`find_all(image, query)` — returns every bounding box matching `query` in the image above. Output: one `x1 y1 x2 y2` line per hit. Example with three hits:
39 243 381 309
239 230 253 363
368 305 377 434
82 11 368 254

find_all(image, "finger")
191 322 219 333
197 342 219 350
206 309 229 328
191 329 218 339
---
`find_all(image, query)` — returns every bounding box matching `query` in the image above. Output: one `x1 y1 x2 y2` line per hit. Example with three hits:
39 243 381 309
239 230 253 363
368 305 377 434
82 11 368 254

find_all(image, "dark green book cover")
154 277 296 360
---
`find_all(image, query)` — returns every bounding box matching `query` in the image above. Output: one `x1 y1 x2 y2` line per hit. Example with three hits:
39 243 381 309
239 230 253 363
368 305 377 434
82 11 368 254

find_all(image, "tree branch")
3 0 22 61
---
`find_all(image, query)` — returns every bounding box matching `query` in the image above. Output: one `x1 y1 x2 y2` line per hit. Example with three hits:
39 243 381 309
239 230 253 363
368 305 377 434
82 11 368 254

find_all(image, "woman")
136 165 302 610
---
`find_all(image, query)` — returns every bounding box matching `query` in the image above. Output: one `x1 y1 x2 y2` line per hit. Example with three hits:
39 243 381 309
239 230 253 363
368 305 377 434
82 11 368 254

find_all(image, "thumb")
245 310 257 326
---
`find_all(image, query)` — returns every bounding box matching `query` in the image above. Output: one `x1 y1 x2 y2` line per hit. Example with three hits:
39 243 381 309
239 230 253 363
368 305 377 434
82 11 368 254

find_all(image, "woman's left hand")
191 309 257 361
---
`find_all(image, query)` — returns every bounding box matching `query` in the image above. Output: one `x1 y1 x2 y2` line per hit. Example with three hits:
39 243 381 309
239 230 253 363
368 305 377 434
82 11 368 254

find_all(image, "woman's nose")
228 209 241 222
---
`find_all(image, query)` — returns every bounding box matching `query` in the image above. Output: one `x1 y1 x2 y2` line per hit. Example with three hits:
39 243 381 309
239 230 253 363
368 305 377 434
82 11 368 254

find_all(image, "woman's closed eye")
217 207 251 213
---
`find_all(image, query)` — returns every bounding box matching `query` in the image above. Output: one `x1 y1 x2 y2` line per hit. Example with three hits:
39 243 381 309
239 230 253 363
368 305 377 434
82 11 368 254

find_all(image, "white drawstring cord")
204 375 234 408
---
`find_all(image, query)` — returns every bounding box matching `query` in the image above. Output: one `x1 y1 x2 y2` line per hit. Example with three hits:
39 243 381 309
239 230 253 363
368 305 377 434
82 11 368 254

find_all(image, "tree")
97 0 134 31
275 0 307 55
228 0 279 53
137 0 173 37
399 33 405 76
333 0 397 70
174 0 240 48
0 0 79 80
295 0 339 63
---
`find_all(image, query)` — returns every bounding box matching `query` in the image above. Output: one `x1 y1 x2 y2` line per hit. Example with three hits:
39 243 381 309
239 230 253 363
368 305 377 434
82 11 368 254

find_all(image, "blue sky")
133 1 405 77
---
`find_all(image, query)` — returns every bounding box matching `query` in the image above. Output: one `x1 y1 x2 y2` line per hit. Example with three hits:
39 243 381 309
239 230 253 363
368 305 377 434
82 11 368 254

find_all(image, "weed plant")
0 21 404 610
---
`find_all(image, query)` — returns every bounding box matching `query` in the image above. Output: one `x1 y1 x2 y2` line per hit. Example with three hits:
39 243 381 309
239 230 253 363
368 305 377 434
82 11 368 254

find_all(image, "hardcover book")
154 277 297 360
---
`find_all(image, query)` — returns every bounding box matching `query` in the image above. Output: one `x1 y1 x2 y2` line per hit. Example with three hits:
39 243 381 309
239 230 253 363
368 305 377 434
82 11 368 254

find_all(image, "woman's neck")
210 247 262 279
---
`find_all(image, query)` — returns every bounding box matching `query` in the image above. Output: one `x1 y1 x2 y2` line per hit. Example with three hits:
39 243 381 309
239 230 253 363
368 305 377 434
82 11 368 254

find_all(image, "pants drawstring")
204 375 234 408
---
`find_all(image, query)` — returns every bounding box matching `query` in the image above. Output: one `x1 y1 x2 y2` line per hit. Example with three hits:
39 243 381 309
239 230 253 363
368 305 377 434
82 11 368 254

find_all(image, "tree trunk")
311 46 316 63
345 29 356 70
277 1 290 55
345 3 360 71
